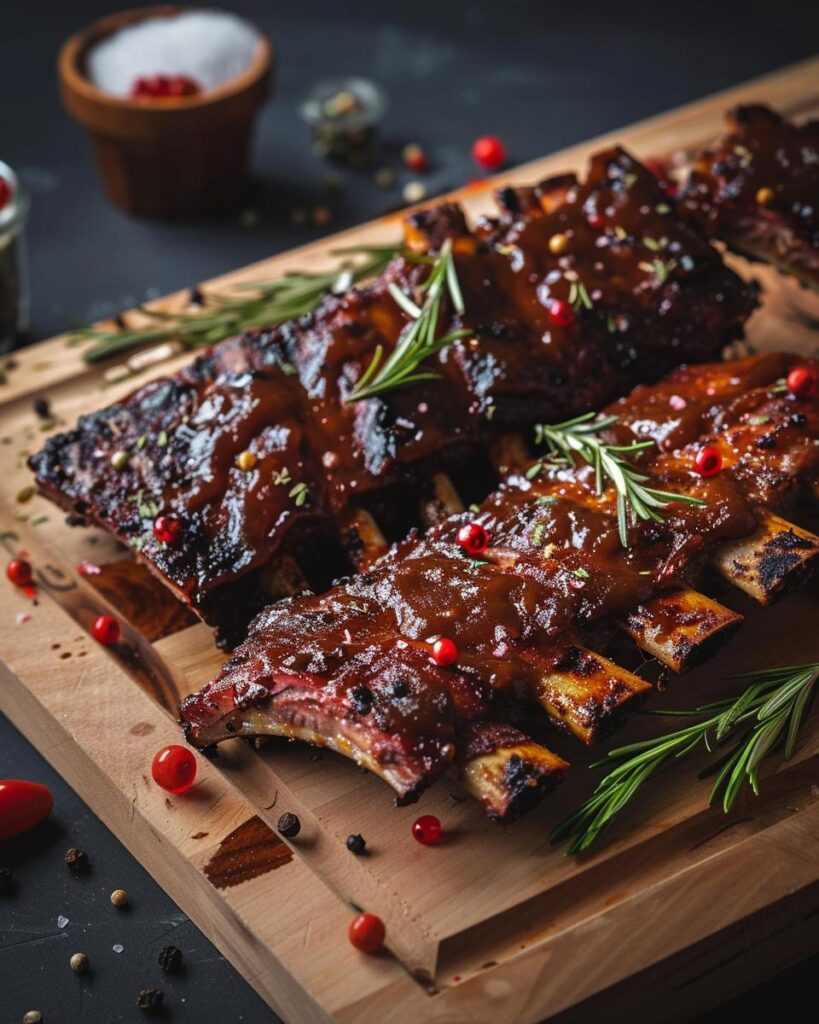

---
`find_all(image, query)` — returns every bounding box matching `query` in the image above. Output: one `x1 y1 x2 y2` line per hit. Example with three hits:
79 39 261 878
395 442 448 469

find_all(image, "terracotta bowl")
58 5 273 219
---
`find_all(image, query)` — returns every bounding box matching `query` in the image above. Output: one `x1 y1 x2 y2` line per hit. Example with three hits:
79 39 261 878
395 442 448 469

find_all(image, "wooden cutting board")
1 56 819 1024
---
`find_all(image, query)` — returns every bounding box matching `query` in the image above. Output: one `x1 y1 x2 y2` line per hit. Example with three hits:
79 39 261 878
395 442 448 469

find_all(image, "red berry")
456 522 489 556
348 913 385 954
412 814 442 845
402 143 428 172
0 779 53 841
6 558 32 587
587 211 605 229
787 365 818 400
548 299 576 328
693 446 723 478
153 515 182 544
430 637 458 666
0 176 11 212
151 745 197 795
168 74 201 97
472 135 506 171
91 614 120 646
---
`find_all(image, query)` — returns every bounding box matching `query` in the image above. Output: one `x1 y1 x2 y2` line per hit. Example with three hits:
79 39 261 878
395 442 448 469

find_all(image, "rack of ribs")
29 147 757 646
679 104 819 291
180 353 819 821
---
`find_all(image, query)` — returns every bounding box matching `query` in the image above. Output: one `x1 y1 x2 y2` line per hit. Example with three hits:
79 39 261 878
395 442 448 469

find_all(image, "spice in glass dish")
299 77 387 165
0 160 29 352
85 10 260 100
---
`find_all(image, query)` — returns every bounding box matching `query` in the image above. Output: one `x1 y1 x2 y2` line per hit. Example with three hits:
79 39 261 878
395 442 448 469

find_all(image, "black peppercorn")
64 848 89 873
351 685 373 714
756 434 776 449
64 513 86 527
346 834 366 855
391 680 408 698
33 397 51 420
137 988 164 1011
277 812 301 839
0 866 13 892
790 412 807 427
158 944 184 972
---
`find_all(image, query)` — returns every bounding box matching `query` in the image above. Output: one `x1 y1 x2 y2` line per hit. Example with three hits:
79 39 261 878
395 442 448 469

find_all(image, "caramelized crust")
30 149 756 643
679 105 819 289
181 354 819 817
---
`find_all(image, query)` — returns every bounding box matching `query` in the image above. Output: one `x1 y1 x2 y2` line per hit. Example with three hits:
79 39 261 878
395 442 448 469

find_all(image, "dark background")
2 1 818 1020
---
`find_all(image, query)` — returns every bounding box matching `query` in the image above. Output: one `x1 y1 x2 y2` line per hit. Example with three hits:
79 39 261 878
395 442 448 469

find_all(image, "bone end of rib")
712 511 819 605
619 587 743 673
533 645 652 744
420 472 466 525
460 741 568 822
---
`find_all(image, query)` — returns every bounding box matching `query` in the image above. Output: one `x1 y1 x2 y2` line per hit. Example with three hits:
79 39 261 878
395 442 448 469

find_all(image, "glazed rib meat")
180 353 819 819
30 147 756 644
679 104 819 290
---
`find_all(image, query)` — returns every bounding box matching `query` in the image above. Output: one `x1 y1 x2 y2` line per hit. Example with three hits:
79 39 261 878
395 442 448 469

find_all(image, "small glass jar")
0 160 30 353
299 77 387 167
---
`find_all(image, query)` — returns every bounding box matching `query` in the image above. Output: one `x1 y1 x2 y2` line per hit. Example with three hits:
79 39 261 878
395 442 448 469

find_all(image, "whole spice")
693 446 723 478
32 397 51 419
91 614 121 646
70 952 90 972
110 888 129 907
472 135 507 171
6 558 32 587
0 866 13 892
787 365 818 400
346 833 367 855
137 988 164 1011
151 745 197 794
430 637 458 667
64 848 89 873
158 944 184 972
110 449 130 471
348 912 386 954
412 815 442 845
277 812 301 839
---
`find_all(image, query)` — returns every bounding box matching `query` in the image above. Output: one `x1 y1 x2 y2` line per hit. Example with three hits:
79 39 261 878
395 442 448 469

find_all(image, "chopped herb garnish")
136 434 147 450
157 430 169 448
289 481 310 507
273 467 292 486
535 495 557 506
638 258 678 284
569 280 594 311
570 566 590 579
748 415 771 426
128 490 160 520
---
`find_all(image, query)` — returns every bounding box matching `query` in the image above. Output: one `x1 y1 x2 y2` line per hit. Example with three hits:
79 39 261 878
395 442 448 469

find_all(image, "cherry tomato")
472 135 506 171
151 745 197 794
6 558 32 587
348 912 386 954
91 614 120 646
0 779 54 841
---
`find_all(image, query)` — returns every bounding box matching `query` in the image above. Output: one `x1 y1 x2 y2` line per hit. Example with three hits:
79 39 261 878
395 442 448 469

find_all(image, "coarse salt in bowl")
86 9 260 97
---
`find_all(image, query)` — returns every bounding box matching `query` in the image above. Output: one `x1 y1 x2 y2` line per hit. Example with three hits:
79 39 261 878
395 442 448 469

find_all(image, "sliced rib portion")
30 148 757 644
679 104 819 291
181 353 819 819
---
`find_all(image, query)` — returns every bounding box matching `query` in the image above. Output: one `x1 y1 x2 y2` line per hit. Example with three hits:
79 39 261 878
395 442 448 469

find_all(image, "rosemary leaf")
551 662 819 855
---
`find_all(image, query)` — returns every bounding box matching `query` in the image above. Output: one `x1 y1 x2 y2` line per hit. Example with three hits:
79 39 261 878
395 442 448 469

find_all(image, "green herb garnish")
346 239 470 402
70 246 400 365
551 662 819 855
532 412 705 547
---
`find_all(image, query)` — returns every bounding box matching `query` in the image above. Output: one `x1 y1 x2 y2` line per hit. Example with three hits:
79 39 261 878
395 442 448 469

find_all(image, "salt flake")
57 915 69 929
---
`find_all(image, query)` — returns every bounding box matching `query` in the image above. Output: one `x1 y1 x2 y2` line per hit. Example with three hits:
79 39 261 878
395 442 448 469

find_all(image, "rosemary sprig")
70 245 401 365
551 662 819 855
346 238 470 402
530 412 705 546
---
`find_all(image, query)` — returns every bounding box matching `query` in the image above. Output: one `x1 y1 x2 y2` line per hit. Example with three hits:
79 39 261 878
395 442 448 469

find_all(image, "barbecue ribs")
679 104 819 290
180 353 819 820
30 148 756 645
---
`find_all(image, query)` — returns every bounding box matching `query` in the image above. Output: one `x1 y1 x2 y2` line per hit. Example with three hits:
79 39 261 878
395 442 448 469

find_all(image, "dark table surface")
2 1 818 1021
